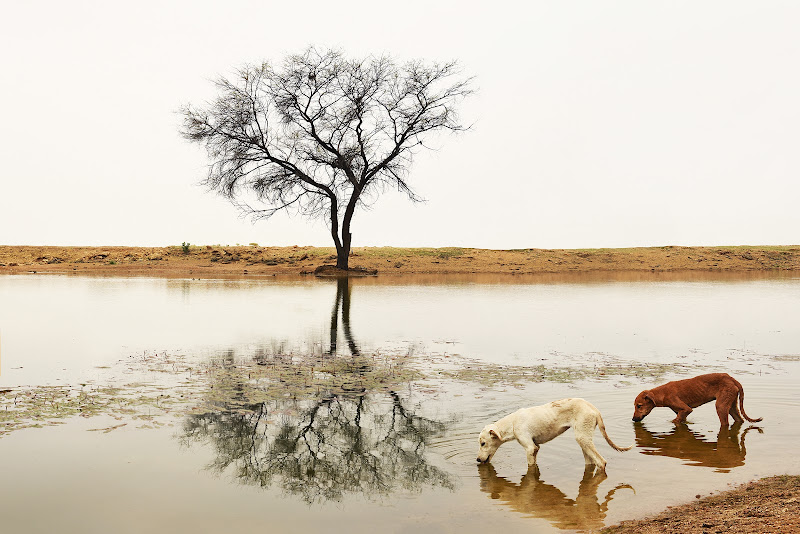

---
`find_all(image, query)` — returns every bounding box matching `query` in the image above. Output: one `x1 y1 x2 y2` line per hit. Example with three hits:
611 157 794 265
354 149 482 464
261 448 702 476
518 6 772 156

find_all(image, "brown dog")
632 373 762 427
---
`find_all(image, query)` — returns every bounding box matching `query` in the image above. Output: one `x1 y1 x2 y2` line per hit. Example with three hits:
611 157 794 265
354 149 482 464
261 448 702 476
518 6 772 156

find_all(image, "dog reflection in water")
634 421 762 472
477 464 634 532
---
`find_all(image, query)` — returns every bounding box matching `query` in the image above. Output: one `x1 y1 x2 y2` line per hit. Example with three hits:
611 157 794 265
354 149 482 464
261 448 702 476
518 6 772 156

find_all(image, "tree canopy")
181 47 473 270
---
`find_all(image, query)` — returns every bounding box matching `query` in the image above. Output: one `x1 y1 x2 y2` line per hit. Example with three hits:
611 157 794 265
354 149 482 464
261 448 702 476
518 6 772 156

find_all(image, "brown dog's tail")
736 378 763 423
597 412 634 452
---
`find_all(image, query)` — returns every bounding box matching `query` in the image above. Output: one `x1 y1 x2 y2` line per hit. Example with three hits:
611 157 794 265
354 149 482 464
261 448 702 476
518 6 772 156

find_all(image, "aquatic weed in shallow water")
0 383 191 437
196 349 424 410
0 348 424 438
0 347 779 439
434 355 718 387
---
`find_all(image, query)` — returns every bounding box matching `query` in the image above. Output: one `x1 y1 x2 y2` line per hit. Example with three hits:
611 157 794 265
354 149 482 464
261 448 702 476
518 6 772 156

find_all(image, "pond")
1 272 799 533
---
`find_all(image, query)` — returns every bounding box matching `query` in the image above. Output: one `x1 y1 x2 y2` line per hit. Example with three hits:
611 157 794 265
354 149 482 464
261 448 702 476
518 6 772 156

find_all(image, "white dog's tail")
597 412 634 452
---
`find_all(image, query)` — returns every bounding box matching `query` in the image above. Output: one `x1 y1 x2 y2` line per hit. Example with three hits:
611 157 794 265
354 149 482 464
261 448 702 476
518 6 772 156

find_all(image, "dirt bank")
602 475 800 534
1 244 798 277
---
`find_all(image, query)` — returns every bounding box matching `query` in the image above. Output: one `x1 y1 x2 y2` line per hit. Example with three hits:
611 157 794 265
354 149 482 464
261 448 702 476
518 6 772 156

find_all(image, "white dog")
476 398 632 471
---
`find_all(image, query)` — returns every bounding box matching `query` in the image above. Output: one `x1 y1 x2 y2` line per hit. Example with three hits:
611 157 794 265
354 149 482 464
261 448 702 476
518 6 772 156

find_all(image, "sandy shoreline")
602 475 800 533
1 244 799 277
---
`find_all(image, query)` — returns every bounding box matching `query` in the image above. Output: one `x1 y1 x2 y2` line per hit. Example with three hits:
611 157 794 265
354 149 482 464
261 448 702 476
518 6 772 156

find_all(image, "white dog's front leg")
526 445 540 466
517 436 540 466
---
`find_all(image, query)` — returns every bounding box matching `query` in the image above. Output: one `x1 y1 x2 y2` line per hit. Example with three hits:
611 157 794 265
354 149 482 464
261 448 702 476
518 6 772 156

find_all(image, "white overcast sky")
1 1 798 249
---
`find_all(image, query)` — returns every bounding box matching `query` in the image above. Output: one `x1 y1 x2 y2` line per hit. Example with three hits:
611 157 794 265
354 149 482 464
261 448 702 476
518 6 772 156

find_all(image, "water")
1 272 799 533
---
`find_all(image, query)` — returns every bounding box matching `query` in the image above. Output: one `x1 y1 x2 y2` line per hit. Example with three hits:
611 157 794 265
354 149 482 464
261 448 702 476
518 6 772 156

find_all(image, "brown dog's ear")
644 391 655 404
489 426 503 441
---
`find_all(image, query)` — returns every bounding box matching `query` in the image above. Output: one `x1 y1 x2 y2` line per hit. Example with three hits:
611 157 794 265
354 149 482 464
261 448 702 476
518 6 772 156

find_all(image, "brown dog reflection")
477 464 633 532
634 421 762 472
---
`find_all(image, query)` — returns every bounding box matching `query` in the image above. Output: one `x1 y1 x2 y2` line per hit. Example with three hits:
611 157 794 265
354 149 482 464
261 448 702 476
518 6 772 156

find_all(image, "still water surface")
1 273 799 533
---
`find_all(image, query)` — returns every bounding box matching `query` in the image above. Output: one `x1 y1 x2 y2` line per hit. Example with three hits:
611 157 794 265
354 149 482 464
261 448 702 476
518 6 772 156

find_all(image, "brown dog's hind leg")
716 387 741 427
715 401 731 427
728 396 745 424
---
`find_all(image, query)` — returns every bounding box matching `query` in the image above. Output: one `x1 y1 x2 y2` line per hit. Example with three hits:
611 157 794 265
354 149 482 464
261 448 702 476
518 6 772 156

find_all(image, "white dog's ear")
489 426 503 440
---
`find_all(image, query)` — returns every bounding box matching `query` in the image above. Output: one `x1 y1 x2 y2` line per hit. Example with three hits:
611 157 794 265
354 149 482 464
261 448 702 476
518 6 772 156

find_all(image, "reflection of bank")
634 422 762 472
181 278 455 503
477 464 634 532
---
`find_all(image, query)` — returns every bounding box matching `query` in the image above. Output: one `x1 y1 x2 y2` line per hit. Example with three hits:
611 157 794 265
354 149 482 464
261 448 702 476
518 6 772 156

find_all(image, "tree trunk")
336 231 351 270
336 241 350 270
329 197 348 270
338 192 357 270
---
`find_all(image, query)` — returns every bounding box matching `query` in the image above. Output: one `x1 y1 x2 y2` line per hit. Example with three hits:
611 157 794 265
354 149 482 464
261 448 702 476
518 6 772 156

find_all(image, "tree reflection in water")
477 464 634 532
183 391 454 503
181 278 455 503
634 422 763 472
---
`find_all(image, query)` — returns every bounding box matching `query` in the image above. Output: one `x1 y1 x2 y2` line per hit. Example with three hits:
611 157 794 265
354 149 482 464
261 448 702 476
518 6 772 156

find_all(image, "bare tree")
181 47 473 270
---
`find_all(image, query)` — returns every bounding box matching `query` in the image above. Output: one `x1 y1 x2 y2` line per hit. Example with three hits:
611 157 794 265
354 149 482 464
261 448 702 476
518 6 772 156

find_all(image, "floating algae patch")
435 354 718 387
772 354 800 362
193 348 425 413
0 350 212 438
0 348 427 438
0 348 718 438
1 344 770 439
0 382 194 437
